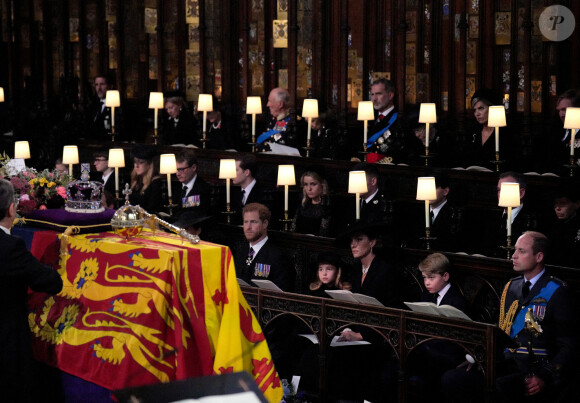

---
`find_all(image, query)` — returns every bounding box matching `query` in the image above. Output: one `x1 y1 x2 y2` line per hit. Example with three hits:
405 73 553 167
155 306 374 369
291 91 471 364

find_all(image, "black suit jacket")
234 239 295 292
501 272 576 383
174 176 212 215
351 256 403 308
479 203 542 256
420 283 470 318
0 231 63 402
430 202 468 252
231 181 266 214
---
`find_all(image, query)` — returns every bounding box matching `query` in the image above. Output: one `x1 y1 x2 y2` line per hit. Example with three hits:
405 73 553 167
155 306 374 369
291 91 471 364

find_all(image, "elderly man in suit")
0 178 63 402
234 203 294 292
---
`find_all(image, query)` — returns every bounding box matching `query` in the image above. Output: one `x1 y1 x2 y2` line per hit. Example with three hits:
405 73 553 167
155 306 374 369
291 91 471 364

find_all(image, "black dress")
163 111 198 146
290 199 332 237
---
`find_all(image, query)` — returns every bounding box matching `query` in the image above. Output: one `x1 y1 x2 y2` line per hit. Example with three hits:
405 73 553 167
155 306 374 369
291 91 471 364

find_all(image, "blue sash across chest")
510 280 560 338
367 112 398 147
256 117 290 144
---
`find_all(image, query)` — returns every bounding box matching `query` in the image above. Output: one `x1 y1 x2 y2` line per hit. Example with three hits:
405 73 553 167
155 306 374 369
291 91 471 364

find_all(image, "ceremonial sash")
256 117 290 144
256 129 280 144
510 280 560 338
367 112 398 147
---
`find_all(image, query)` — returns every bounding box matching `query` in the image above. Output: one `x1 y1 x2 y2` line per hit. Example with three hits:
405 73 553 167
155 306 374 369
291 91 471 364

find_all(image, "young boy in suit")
408 253 472 403
419 252 470 314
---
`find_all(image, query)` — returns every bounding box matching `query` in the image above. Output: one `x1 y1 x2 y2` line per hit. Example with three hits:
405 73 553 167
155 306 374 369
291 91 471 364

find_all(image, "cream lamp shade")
198 94 213 112
246 96 262 114
105 90 121 107
148 92 164 109
108 148 125 168
357 101 375 121
159 154 177 174
564 107 580 129
277 165 296 186
419 103 437 123
219 159 237 179
488 106 507 127
498 182 521 207
348 171 368 194
302 99 319 118
62 145 79 164
0 87 4 102
416 177 437 200
14 141 30 159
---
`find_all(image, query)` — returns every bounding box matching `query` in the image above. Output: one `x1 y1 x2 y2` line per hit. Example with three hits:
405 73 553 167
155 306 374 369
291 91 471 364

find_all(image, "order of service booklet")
404 301 471 321
325 290 384 307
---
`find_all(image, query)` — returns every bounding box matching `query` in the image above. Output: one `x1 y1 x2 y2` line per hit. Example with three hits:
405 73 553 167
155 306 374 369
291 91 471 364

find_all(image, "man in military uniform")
365 78 420 164
496 231 576 401
256 87 294 151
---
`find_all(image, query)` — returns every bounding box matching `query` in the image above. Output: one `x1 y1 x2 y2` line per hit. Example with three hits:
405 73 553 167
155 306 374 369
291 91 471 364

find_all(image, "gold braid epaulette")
499 280 520 335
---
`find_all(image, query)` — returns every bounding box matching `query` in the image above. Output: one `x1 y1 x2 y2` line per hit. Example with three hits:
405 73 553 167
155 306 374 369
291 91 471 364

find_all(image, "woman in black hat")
461 88 514 169
308 252 351 298
129 145 164 213
290 170 333 237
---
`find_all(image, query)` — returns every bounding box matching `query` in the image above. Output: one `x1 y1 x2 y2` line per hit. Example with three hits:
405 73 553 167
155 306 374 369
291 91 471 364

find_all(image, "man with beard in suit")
364 78 420 164
234 203 294 292
0 179 63 402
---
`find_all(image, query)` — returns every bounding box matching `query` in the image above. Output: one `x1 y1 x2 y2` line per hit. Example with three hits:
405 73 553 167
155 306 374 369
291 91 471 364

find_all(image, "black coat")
234 239 295 292
129 177 164 214
350 255 403 308
231 181 266 215
0 231 63 402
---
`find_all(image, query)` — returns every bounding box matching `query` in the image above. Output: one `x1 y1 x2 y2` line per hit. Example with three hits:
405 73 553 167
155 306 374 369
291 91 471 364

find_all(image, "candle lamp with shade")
488 105 507 172
105 90 121 142
108 148 125 202
348 171 368 221
149 92 164 145
62 145 79 178
416 176 437 250
357 101 374 161
219 159 237 223
277 165 296 231
246 96 262 152
302 99 319 157
418 103 437 166
498 182 520 258
14 141 31 160
198 94 213 149
160 154 178 215
563 107 580 176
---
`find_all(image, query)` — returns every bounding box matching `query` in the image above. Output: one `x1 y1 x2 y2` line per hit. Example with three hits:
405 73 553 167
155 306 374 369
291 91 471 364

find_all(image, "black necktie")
433 293 439 304
430 209 435 224
522 280 531 299
181 186 188 199
241 189 246 206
